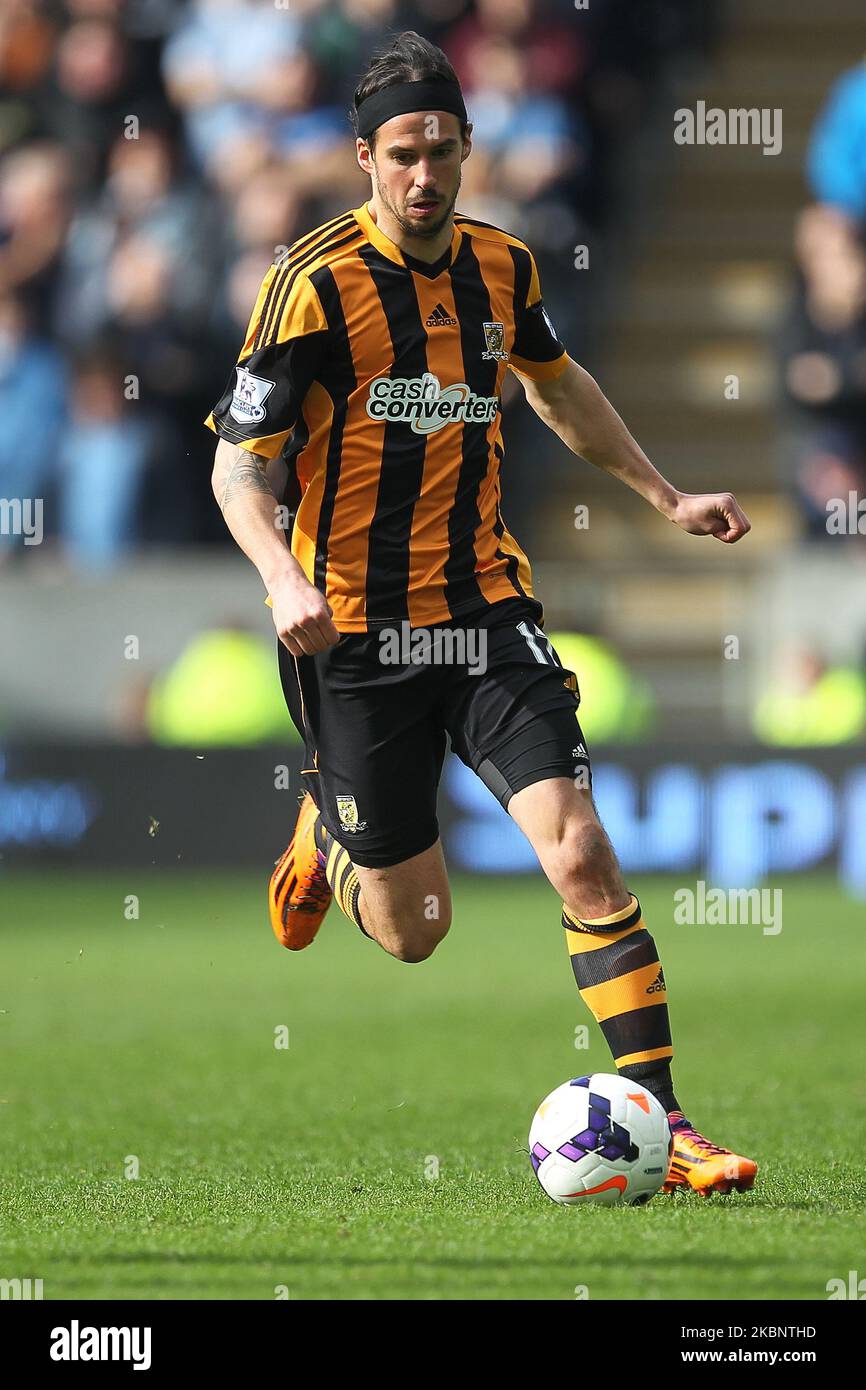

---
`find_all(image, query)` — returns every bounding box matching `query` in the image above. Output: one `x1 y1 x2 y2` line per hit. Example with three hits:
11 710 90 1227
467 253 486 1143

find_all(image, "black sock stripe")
327 846 349 892
618 1059 677 1113
598 1003 672 1059
347 878 365 932
569 930 658 990
337 856 356 903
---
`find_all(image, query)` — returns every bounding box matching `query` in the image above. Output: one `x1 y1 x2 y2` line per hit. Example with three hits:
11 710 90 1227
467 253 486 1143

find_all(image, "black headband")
356 79 467 142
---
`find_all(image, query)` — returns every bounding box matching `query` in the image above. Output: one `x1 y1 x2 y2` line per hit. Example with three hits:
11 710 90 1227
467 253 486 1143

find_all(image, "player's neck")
365 198 454 265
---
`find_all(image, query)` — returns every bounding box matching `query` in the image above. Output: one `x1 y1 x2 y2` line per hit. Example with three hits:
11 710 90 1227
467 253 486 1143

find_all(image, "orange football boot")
268 793 333 950
663 1112 758 1195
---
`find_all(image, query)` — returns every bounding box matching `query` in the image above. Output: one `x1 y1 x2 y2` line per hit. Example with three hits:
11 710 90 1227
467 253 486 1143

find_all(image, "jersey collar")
353 201 462 278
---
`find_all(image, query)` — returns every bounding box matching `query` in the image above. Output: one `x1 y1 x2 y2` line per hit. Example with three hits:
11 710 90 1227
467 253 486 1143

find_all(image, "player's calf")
510 777 681 1116
509 781 627 919
555 818 628 923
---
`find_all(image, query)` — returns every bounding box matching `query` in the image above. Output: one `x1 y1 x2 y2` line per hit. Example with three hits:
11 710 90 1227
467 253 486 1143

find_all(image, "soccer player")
206 32 756 1195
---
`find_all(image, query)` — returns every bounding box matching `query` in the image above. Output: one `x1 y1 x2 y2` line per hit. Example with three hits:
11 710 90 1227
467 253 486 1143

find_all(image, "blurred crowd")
783 56 866 543
0 0 712 568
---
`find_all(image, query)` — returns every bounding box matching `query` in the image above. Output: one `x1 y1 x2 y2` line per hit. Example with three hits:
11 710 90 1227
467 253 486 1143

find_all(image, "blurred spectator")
0 0 709 568
455 33 585 207
0 1 58 156
807 58 866 220
754 644 866 746
303 0 400 108
547 630 655 742
0 293 66 554
162 0 303 169
34 17 135 190
0 142 72 332
54 126 228 542
229 157 300 259
55 125 220 342
447 0 587 101
0 1 56 94
146 624 300 745
780 205 866 539
57 343 175 568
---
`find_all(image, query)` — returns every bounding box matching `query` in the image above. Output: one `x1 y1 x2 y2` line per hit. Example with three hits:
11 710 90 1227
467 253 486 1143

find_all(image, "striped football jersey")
205 202 568 631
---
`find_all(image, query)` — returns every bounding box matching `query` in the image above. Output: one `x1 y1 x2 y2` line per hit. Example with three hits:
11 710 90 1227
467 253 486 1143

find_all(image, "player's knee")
392 937 440 963
552 816 618 895
558 815 608 868
379 906 451 963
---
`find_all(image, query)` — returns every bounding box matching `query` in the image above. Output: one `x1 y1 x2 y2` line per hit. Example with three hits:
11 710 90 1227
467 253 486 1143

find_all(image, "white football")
529 1073 672 1206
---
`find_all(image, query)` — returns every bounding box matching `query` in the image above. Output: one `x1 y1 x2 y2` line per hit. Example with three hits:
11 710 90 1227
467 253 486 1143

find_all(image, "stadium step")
535 0 841 730
624 259 789 331
730 0 865 33
594 4 813 485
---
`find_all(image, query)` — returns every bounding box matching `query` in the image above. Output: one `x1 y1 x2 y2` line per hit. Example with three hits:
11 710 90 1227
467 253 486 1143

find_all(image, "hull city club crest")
336 795 367 833
482 321 508 361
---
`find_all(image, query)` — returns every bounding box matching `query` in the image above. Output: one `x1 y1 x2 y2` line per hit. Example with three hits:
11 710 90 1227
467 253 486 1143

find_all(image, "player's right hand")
269 570 340 657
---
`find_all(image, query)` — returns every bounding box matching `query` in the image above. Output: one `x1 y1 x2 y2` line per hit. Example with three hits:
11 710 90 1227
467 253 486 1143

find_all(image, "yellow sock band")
563 893 641 932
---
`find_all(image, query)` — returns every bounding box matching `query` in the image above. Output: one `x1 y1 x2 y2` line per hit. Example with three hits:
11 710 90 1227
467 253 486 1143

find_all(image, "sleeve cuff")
509 350 569 382
203 412 290 460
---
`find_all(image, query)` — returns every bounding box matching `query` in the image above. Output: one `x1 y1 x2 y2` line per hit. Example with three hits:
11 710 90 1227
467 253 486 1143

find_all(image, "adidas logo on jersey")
425 303 457 327
646 968 666 995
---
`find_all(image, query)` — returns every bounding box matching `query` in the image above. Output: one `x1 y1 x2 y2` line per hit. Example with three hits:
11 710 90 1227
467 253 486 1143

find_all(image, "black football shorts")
278 597 592 868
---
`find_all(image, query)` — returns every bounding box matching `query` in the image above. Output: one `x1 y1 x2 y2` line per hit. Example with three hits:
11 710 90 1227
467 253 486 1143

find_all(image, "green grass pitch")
1 870 863 1301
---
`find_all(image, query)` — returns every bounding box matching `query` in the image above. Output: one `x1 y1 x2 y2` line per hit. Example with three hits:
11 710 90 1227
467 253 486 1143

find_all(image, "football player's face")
357 112 471 240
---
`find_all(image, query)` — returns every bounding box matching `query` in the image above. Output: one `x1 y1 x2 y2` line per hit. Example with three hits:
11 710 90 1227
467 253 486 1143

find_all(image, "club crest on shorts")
336 794 367 833
229 366 275 425
482 321 508 361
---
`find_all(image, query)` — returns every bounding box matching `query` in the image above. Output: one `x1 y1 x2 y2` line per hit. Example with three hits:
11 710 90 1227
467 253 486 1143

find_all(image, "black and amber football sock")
313 815 367 935
563 894 680 1114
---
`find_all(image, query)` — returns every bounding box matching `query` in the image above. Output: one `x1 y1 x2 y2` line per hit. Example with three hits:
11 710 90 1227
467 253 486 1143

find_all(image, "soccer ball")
528 1073 672 1207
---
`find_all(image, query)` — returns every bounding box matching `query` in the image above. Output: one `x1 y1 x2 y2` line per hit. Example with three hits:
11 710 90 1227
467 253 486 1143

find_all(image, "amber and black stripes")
563 895 679 1113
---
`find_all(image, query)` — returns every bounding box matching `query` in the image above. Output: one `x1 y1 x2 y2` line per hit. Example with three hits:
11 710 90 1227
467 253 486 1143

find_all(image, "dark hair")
352 30 468 148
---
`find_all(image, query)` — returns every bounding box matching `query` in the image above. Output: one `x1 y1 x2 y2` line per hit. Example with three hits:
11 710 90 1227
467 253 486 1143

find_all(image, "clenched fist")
269 569 340 657
671 492 751 544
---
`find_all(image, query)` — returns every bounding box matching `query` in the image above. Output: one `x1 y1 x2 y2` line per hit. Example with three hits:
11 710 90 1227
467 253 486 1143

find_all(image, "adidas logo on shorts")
425 302 457 328
646 968 666 995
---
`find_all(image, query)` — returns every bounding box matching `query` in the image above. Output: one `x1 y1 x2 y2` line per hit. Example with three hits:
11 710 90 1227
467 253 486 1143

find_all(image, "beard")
374 168 461 240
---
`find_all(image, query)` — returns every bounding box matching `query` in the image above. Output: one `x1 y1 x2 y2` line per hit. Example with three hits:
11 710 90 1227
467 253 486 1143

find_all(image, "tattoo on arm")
218 446 273 511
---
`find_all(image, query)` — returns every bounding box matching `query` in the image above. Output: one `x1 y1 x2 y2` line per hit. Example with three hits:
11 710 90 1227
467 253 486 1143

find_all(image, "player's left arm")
519 356 750 543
